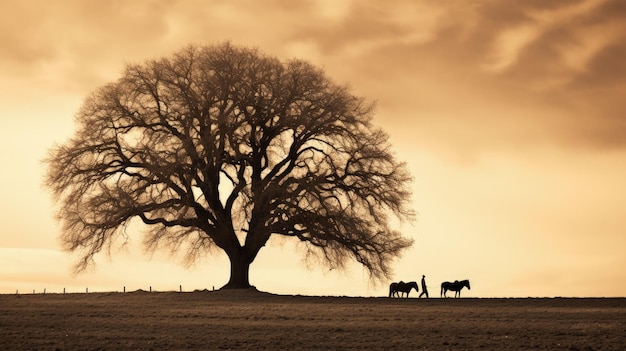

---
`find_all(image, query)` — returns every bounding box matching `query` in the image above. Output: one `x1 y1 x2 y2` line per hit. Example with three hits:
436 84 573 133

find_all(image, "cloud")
285 0 446 58
485 0 626 89
2 0 625 151
301 0 626 151
0 0 327 90
0 0 174 93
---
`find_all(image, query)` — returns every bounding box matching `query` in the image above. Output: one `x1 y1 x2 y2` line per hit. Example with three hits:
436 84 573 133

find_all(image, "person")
419 275 429 298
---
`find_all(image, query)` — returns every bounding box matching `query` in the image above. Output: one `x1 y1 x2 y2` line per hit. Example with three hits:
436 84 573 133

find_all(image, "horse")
440 279 471 298
389 281 419 298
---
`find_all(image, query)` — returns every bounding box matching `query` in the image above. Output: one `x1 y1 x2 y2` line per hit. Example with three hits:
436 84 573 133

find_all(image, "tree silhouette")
45 43 415 289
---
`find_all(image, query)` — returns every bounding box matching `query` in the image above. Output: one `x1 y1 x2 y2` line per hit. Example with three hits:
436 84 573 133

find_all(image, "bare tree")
45 43 415 289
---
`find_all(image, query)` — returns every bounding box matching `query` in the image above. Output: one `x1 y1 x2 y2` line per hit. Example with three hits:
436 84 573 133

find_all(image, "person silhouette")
419 275 429 298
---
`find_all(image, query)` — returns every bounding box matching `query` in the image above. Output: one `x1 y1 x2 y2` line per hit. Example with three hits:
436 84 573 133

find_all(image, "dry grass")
1 290 624 350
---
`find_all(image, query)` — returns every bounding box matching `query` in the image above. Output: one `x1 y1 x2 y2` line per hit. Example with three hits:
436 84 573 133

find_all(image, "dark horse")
389 281 419 298
440 280 471 298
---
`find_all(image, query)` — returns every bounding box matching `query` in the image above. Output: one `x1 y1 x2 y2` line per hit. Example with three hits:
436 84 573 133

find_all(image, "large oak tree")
46 43 415 289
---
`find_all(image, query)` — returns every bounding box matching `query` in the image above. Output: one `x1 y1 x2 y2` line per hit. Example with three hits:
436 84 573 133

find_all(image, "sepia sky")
1 0 625 297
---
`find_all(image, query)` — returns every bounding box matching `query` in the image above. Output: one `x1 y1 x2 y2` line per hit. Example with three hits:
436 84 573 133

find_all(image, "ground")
1 290 624 350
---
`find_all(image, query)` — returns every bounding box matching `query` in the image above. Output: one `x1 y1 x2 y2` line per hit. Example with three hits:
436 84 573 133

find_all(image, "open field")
1 290 624 350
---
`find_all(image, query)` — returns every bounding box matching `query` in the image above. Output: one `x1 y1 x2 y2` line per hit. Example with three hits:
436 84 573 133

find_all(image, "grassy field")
1 289 624 350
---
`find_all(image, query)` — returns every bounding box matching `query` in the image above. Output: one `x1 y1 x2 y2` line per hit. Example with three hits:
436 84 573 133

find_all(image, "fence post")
180 285 182 292
123 286 126 293
86 287 88 294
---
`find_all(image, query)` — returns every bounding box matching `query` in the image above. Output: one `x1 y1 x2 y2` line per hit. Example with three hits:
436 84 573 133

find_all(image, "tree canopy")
46 43 415 289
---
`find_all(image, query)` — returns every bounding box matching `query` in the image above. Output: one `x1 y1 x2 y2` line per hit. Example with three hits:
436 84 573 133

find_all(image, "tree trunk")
221 252 253 289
